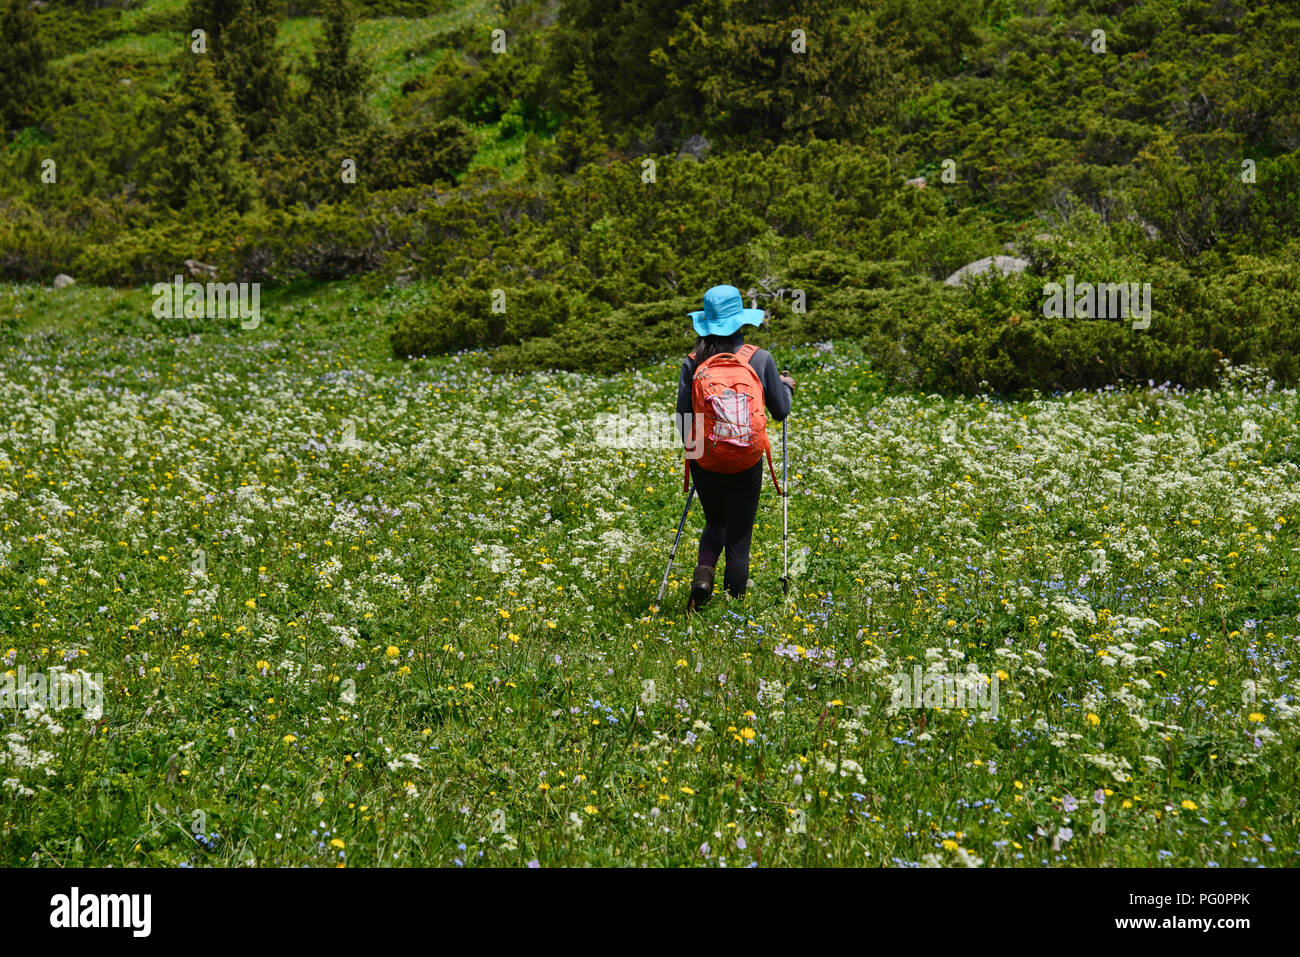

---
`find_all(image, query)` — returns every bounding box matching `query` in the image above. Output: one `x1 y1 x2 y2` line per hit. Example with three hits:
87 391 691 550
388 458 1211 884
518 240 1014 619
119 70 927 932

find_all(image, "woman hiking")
677 284 795 611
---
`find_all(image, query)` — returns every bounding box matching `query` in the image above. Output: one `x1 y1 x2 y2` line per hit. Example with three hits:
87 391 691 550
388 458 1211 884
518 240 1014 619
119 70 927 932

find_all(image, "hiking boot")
687 564 715 612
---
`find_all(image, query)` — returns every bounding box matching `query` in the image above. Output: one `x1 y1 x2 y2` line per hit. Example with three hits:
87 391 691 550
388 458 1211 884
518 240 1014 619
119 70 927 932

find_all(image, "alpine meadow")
1 0 1299 878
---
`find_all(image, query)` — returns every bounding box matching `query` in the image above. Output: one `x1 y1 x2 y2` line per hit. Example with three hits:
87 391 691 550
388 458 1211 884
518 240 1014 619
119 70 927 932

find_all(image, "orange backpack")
684 343 783 494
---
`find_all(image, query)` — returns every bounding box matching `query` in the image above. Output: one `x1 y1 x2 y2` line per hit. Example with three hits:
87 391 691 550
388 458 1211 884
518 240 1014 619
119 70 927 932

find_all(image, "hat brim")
689 307 766 338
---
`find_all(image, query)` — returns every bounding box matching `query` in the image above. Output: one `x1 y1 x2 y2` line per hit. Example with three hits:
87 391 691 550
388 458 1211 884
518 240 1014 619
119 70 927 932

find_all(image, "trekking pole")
779 417 789 595
655 484 696 606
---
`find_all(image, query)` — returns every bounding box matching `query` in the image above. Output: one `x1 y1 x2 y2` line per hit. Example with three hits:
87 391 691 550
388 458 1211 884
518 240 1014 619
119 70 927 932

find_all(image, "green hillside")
3 0 1298 390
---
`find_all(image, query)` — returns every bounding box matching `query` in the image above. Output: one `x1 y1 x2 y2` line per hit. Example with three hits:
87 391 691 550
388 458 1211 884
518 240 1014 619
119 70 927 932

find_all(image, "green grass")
49 1 491 117
271 4 491 115
464 124 532 180
119 0 188 33
361 2 491 117
1 281 1297 867
52 31 177 74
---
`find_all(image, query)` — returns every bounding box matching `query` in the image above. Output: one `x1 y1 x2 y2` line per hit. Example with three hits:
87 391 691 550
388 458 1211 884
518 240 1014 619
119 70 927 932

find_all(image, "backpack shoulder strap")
735 344 764 399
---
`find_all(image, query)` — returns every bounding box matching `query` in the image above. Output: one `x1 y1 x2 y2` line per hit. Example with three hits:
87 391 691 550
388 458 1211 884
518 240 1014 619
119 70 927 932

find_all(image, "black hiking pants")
689 458 763 598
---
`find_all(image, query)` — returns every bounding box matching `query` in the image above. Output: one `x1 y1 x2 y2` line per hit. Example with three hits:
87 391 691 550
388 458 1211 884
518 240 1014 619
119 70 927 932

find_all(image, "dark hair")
692 330 744 364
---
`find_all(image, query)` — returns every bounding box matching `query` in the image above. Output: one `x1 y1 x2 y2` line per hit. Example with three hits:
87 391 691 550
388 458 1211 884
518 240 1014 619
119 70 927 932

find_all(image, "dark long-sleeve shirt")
676 344 792 424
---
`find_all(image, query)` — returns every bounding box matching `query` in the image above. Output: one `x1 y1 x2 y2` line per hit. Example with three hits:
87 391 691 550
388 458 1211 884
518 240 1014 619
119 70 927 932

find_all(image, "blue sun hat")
688 284 766 338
